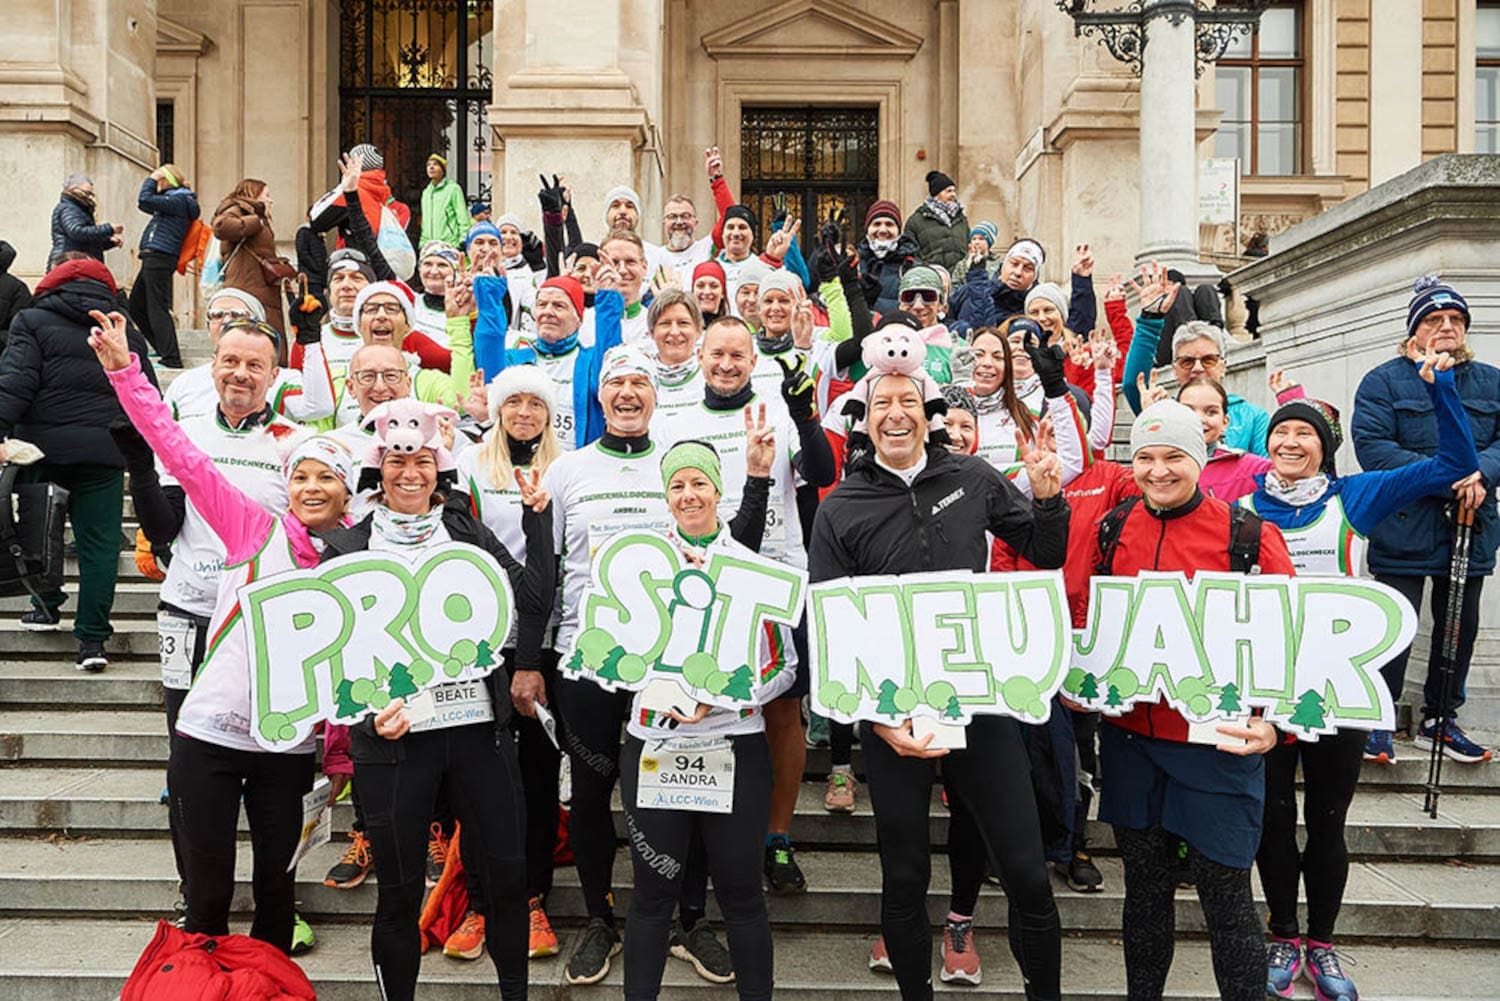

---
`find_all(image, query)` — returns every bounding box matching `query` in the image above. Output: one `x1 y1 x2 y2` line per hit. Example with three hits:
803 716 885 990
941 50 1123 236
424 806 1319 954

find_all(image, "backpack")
0 463 67 601
1094 495 1263 576
119 920 316 1001
176 218 214 276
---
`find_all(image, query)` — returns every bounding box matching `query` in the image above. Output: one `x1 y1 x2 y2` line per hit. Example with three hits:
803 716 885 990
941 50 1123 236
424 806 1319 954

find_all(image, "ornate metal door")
739 106 879 248
339 0 494 222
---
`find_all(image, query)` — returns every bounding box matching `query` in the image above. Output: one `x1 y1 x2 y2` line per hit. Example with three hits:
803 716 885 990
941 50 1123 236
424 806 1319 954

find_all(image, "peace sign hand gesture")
765 218 801 262
1016 425 1062 499
514 467 551 513
744 403 777 478
1136 368 1169 407
1061 328 1092 368
444 270 474 318
463 368 489 422
1089 326 1119 372
87 310 132 371
537 173 566 216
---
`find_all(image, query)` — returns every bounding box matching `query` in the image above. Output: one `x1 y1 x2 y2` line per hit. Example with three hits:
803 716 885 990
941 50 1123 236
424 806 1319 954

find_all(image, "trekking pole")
1424 503 1475 819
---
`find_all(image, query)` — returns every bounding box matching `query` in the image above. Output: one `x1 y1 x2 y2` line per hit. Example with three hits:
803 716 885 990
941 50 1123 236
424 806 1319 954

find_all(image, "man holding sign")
808 368 1069 1001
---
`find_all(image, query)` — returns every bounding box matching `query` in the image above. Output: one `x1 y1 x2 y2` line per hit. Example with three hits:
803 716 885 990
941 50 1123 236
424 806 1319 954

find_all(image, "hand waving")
338 153 362 194
87 310 132 371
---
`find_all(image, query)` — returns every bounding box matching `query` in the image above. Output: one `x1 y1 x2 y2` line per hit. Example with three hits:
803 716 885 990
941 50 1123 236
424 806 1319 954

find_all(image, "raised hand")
1016 428 1062 499
776 351 816 421
1103 273 1127 303
1418 342 1456 385
764 218 801 261
87 309 132 371
1020 322 1068 397
444 272 474 318
537 173 565 215
593 259 621 292
1136 368 1169 406
437 414 456 451
1072 242 1094 277
463 368 489 422
744 403 777 478
791 299 815 350
1127 261 1179 316
514 467 551 513
1061 328 1091 368
1089 326 1119 371
649 265 678 300
1267 368 1300 396
338 153 362 193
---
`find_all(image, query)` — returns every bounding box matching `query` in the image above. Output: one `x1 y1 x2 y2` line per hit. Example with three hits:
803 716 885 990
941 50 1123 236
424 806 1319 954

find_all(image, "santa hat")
488 365 559 423
353 280 415 328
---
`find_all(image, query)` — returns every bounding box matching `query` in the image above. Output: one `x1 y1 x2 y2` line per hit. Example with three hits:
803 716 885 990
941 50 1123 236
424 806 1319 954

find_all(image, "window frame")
1214 1 1307 176
1477 1 1500 153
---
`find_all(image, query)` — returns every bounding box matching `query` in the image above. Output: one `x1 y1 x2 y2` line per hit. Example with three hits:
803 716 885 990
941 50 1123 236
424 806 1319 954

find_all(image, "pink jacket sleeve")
323 723 352 776
106 356 276 564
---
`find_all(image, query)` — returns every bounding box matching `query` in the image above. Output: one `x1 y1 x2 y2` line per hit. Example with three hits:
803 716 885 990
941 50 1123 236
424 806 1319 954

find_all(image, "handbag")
250 247 299 285
0 464 68 601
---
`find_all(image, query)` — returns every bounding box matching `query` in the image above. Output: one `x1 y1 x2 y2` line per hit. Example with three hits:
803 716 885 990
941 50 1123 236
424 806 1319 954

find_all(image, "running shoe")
290 913 315 955
159 785 170 806
939 917 981 985
324 831 373 889
764 835 806 894
1303 941 1358 1001
426 822 451 887
824 770 857 813
1062 851 1103 893
1266 936 1301 998
565 917 621 985
868 935 892 973
1414 718 1493 763
528 896 559 958
76 639 107 673
444 910 486 960
806 712 830 747
1362 729 1396 764
669 919 735 984
19 606 61 631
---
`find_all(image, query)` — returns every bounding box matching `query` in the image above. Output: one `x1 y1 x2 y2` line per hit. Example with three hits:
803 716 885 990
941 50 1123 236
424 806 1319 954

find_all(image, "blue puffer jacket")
1352 355 1500 576
48 193 114 266
136 178 200 257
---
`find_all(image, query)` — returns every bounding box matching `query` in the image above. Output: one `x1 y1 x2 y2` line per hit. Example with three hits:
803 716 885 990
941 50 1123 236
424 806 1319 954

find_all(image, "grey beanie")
1025 282 1068 321
349 143 383 170
757 268 802 305
1129 400 1208 470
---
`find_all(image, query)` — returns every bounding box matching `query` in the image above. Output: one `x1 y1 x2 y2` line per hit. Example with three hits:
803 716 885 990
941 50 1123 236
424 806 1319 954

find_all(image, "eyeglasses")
899 289 940 304
350 369 408 387
207 308 253 322
1173 354 1223 371
360 302 406 317
664 212 696 223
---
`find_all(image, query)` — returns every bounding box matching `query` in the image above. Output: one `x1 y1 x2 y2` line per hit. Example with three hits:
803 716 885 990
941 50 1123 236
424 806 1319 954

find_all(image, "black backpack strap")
1094 495 1141 576
1227 504 1264 574
0 465 46 605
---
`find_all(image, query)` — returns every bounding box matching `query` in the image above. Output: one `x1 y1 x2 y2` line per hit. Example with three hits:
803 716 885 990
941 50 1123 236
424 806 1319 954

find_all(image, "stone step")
0 835 1493 944
0 764 1495 861
0 661 162 708
0 621 157 660
0 584 162 618
0 917 1492 1001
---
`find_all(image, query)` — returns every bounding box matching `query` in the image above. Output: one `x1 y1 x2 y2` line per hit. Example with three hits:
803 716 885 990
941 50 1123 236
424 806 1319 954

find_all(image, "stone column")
1135 0 1202 272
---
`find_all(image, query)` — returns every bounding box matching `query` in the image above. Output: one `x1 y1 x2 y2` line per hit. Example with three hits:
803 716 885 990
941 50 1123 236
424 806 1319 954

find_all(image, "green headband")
660 441 722 496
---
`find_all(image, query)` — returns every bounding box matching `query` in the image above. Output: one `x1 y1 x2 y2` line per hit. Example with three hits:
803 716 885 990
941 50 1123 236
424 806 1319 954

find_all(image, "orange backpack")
176 218 214 276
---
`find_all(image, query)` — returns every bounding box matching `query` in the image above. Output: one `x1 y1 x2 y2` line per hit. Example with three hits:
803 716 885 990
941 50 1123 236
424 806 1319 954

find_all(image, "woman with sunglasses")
86 308 353 954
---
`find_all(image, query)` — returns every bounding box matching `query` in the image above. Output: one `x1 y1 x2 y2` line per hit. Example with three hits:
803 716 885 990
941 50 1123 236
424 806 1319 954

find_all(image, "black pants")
19 464 122 642
161 605 210 884
619 734 774 1001
1375 573 1485 721
128 251 181 365
555 675 708 927
1114 825 1262 1001
1256 728 1366 943
861 715 1060 1001
357 721 529 1001
513 649 561 902
167 735 315 953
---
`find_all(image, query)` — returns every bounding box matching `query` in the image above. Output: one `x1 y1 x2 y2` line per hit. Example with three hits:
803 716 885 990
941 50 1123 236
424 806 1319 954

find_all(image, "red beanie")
540 275 585 317
691 260 726 287
864 199 901 230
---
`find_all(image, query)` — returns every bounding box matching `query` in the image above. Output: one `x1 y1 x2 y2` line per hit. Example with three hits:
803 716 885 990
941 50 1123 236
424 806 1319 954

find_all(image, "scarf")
599 430 652 455
329 311 356 334
501 254 526 272
533 331 579 357
371 505 445 548
658 355 700 386
973 387 1007 416
1265 472 1331 507
421 291 444 311
705 382 754 412
507 433 540 467
867 238 898 257
924 196 963 227
757 332 794 356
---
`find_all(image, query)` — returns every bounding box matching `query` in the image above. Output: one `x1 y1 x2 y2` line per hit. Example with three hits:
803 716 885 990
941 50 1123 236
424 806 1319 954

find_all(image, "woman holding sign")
615 436 787 1001
315 399 555 1001
1243 346 1477 1001
85 310 353 955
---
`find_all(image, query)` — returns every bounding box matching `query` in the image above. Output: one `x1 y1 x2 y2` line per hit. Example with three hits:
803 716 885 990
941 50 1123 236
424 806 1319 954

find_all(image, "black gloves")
109 421 157 479
537 173 565 218
292 291 325 345
521 231 546 272
814 234 841 285
777 352 816 422
1018 319 1068 398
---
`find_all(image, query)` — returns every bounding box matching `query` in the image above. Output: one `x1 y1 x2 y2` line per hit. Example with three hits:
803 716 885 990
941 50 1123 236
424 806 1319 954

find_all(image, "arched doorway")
738 106 880 247
338 0 494 228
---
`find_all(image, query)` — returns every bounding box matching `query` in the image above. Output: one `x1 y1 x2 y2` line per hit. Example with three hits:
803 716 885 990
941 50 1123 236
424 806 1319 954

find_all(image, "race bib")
636 735 735 814
405 679 496 733
587 516 670 564
157 611 197 691
762 502 787 556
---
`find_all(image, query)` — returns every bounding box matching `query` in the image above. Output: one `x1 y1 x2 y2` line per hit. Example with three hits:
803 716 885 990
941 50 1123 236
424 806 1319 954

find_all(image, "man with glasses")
601 231 652 347
164 288 335 423
318 288 458 429
317 248 375 371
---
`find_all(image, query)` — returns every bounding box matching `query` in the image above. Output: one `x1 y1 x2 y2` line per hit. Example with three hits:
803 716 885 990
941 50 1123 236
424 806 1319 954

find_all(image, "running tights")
861 715 1060 1001
1114 824 1262 1001
1256 728 1366 942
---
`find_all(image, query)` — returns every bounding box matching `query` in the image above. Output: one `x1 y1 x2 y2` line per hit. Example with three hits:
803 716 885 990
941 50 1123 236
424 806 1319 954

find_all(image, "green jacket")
903 202 970 272
420 179 469 249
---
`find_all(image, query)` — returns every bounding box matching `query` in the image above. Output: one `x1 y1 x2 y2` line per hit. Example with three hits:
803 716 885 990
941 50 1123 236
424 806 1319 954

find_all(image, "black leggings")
356 722 529 1001
1376 573 1485 720
1115 824 1262 1001
161 606 210 885
1256 729 1366 943
619 734 775 1001
511 649 561 902
555 675 707 927
167 736 314 952
861 715 1060 1001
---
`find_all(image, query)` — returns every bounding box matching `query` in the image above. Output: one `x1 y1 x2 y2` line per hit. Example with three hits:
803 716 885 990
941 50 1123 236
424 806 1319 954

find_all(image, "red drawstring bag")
120 920 317 1001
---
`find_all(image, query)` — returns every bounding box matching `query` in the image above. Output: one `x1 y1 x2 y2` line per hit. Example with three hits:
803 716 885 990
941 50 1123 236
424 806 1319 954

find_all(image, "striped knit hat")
1407 275 1470 340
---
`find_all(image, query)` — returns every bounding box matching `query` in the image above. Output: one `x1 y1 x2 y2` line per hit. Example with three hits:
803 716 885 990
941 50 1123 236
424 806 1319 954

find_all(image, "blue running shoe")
1362 729 1395 764
1266 937 1301 998
1303 941 1357 1001
1414 718 1493 763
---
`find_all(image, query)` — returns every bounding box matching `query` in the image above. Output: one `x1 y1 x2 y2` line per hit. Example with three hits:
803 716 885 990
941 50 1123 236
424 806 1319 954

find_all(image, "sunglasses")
1173 354 1223 371
207 308 253 322
899 289 940 305
219 318 282 349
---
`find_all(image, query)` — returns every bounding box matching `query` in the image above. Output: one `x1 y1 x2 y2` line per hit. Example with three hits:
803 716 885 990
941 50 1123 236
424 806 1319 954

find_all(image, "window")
1214 3 1303 175
1479 3 1500 152
739 107 879 249
156 99 175 165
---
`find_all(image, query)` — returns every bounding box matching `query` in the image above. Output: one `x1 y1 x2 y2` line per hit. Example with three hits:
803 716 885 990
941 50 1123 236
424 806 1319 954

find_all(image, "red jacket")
1062 297 1132 396
121 920 316 1000
1091 492 1295 742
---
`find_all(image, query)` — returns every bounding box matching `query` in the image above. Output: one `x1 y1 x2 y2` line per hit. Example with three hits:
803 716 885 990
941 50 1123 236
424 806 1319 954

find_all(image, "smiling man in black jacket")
808 372 1069 1001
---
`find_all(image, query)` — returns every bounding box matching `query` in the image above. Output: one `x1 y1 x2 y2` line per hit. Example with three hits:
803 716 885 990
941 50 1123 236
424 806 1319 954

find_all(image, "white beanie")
757 268 803 306
207 287 267 323
1130 400 1208 470
494 212 523 233
1005 239 1046 270
488 364 558 423
599 344 658 392
353 280 414 329
602 185 642 227
736 257 772 289
1025 282 1068 322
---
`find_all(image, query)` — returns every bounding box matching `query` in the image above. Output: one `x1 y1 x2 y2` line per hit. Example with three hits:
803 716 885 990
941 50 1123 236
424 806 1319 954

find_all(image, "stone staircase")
1 341 1498 998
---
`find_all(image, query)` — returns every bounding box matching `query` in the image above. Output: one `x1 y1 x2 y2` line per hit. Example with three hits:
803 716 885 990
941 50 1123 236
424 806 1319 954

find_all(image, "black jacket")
315 495 556 762
137 178 200 257
809 445 1069 582
856 233 920 316
0 275 157 465
0 241 32 349
49 193 114 266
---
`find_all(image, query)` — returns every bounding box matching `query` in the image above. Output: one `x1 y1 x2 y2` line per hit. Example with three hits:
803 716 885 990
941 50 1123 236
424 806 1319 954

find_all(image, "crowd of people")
0 142 1493 1001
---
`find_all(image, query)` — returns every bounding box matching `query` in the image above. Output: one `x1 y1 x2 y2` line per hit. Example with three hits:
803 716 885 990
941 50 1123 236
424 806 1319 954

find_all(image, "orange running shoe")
528 896 559 957
444 910 486 960
426 822 451 888
323 831 372 889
